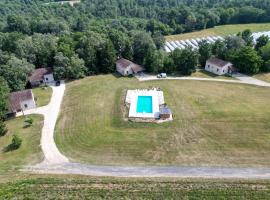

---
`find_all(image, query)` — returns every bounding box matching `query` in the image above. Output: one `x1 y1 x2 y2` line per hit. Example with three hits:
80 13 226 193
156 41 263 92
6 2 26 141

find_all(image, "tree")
171 47 198 75
259 43 270 72
0 121 7 136
67 55 86 79
238 29 253 46
0 56 34 91
144 50 168 73
6 15 30 34
53 52 70 79
232 47 262 74
198 40 212 67
212 40 226 59
132 31 156 64
225 36 245 50
0 76 9 119
152 33 165 50
255 35 269 51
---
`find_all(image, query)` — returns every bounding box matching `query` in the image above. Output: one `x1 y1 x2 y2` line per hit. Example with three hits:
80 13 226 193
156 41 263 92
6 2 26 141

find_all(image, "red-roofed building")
8 90 36 113
116 58 144 76
28 68 54 87
205 58 236 75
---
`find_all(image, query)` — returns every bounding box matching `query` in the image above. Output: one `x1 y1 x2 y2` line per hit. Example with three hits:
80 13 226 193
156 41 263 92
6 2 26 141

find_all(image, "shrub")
0 121 8 136
24 117 33 127
9 134 22 150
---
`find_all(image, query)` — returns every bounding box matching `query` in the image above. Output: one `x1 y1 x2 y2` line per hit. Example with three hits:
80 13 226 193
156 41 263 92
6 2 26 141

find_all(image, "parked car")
157 73 167 78
55 80 61 86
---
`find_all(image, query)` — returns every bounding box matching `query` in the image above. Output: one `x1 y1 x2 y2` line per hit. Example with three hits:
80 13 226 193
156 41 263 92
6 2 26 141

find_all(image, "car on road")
157 73 167 78
55 80 61 86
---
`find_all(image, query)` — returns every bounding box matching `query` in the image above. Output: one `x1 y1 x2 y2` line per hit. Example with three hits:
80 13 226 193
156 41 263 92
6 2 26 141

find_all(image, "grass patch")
0 115 43 174
253 73 270 83
191 70 236 80
55 75 270 167
0 175 270 199
32 86 52 107
166 23 270 41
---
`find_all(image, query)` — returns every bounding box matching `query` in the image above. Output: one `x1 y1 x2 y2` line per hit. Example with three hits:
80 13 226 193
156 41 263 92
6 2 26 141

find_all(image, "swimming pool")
136 96 153 113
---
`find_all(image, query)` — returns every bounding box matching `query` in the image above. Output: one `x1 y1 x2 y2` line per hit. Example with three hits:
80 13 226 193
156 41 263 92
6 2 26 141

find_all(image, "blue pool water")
136 96 153 113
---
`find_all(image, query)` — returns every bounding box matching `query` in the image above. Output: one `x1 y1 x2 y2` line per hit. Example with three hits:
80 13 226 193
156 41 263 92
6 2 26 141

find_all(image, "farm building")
205 58 235 75
28 68 54 87
8 90 36 114
159 106 172 120
116 58 144 76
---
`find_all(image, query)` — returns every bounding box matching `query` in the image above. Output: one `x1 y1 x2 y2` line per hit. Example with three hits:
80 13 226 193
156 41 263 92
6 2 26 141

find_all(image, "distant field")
254 73 270 83
55 75 270 167
166 23 270 41
1 175 270 199
0 115 43 174
32 87 52 107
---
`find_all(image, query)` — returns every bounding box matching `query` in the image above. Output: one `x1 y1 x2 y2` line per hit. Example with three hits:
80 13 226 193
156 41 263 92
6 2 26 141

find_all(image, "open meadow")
166 23 270 41
55 75 270 167
0 115 43 174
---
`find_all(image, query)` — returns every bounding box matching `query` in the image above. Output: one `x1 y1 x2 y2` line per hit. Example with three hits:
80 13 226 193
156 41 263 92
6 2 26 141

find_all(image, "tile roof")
116 58 144 73
207 58 232 68
8 90 33 112
28 68 53 82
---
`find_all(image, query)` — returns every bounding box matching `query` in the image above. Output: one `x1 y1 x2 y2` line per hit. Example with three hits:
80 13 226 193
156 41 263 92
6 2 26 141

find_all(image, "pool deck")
126 89 164 118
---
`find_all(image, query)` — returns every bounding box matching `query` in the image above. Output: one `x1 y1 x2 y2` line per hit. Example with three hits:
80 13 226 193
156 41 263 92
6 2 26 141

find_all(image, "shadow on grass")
2 144 17 153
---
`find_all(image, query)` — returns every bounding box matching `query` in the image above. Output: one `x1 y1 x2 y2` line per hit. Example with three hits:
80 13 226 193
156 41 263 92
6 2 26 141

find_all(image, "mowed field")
0 115 43 174
1 175 270 199
254 73 270 83
166 23 270 41
32 86 52 107
55 75 270 167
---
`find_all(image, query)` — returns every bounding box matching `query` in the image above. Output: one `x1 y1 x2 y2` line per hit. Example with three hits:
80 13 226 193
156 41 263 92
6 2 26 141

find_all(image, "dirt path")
22 78 270 179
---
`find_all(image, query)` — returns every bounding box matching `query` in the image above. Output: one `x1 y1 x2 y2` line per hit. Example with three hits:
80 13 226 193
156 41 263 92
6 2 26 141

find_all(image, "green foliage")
259 43 270 72
0 56 34 91
172 48 198 75
6 134 22 151
238 29 254 46
0 120 8 137
231 47 262 74
24 117 33 127
132 31 156 64
198 40 212 67
255 35 269 51
144 50 169 73
0 77 9 119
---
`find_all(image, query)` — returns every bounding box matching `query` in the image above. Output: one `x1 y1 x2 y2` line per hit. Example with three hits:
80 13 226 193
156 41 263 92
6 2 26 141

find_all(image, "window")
223 70 225 72
24 104 28 108
46 78 48 81
208 65 210 68
217 68 219 72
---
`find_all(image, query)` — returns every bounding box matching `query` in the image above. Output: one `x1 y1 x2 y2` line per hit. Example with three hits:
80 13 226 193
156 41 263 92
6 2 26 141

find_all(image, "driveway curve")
22 78 270 179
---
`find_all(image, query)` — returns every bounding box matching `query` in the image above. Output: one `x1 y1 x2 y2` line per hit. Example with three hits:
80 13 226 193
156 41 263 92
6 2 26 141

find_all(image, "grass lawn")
1 175 270 199
0 115 43 174
191 70 236 80
166 23 270 41
32 86 52 107
55 75 270 167
254 73 270 83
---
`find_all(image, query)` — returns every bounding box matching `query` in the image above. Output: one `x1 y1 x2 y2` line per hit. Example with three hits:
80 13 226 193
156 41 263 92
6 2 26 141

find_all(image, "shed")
159 107 172 119
205 58 233 75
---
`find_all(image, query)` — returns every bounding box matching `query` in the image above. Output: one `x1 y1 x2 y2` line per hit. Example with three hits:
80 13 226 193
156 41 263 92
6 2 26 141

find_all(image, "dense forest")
1 0 270 133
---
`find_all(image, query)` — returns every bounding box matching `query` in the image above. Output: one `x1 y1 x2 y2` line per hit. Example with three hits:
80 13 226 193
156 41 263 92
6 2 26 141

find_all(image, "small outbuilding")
205 58 235 75
159 106 172 120
8 90 36 114
116 58 144 76
28 68 54 87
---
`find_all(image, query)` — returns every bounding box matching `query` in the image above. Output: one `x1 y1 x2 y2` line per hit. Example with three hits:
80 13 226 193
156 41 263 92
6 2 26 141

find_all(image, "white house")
8 90 36 113
205 58 235 75
28 68 54 87
116 58 144 76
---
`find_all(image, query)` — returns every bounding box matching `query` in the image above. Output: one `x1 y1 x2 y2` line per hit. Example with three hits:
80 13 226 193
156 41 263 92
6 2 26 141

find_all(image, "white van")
157 73 167 78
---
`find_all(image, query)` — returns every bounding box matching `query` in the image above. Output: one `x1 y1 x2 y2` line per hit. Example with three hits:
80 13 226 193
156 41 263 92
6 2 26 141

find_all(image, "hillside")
166 23 270 41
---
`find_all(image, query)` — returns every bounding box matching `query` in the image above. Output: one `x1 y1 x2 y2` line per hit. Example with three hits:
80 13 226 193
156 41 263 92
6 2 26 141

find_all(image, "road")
22 77 270 179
